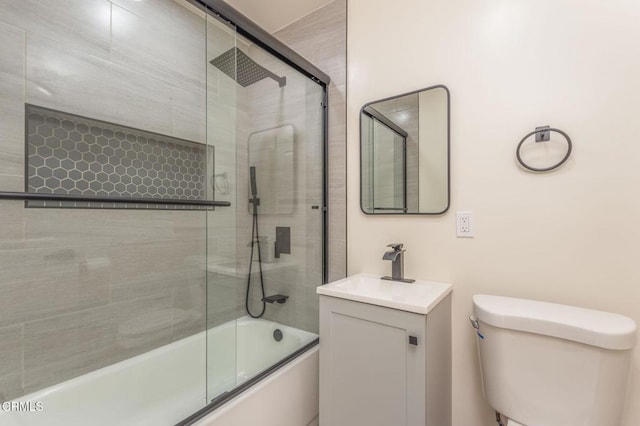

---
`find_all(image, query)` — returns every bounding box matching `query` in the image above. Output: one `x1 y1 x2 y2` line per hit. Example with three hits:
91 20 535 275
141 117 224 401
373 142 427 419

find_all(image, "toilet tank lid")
473 295 637 350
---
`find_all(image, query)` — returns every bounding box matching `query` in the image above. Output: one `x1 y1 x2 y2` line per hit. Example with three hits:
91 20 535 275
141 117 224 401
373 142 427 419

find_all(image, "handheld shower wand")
250 166 258 198
246 166 266 318
249 166 259 210
249 165 261 214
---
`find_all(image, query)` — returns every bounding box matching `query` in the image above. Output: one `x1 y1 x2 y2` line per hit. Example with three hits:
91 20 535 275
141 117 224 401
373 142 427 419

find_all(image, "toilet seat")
507 419 525 426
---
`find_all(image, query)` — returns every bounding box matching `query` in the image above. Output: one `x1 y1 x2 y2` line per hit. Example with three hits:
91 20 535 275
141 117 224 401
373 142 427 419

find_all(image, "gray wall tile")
0 202 24 243
0 245 111 327
0 324 23 402
172 282 206 340
0 22 26 192
109 0 193 29
207 271 243 328
111 2 206 88
110 240 205 302
26 34 174 137
274 0 346 85
24 208 204 248
173 84 206 144
0 0 111 58
23 294 173 393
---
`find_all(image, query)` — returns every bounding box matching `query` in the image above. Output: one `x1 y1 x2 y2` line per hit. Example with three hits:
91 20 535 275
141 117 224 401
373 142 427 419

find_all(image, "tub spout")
262 294 288 304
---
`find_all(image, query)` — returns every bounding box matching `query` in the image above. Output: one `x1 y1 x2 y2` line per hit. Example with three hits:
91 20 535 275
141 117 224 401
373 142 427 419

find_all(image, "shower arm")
263 70 286 88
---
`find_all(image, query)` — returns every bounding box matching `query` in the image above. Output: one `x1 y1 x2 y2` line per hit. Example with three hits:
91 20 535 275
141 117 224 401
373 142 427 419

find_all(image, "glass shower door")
0 1 219 424
204 13 240 402
205 21 325 404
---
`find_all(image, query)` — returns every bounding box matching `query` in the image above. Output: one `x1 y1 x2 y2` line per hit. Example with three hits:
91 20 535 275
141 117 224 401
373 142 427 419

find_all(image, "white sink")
316 273 452 314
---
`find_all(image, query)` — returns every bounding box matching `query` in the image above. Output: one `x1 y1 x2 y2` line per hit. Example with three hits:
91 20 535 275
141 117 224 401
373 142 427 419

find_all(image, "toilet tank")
473 295 636 426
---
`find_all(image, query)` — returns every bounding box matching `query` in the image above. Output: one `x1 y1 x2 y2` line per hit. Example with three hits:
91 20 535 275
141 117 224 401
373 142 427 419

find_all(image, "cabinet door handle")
409 335 418 346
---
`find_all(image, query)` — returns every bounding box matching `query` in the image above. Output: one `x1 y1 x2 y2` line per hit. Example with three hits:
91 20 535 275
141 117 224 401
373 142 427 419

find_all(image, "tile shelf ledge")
0 191 231 207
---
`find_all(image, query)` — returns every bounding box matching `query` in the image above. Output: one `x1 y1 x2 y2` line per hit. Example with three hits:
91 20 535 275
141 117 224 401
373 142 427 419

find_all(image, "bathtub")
1 317 318 426
192 346 319 426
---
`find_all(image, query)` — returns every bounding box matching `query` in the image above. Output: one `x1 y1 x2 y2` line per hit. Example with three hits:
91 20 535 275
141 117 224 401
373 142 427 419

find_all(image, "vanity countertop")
316 273 452 315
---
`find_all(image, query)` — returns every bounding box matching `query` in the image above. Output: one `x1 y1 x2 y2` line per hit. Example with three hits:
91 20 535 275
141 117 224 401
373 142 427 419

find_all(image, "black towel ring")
516 127 572 172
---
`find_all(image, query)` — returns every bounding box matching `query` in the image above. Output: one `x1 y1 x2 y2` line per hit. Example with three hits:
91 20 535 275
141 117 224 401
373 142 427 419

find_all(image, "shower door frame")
178 2 330 424
362 107 409 213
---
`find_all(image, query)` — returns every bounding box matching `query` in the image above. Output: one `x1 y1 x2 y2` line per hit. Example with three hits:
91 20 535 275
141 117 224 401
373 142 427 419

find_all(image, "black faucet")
381 243 415 283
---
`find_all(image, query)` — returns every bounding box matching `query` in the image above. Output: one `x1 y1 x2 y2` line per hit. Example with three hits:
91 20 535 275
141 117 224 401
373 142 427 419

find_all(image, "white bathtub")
206 316 317 399
1 317 318 426
194 346 319 426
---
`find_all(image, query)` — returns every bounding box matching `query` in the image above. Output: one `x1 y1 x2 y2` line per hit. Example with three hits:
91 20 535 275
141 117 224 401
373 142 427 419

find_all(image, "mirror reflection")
360 85 450 214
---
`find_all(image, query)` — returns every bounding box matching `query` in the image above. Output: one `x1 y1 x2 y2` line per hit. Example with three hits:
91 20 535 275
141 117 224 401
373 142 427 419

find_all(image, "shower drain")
273 329 283 342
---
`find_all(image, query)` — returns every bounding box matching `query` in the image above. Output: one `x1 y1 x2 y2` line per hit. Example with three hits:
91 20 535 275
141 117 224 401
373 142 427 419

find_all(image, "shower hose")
245 197 266 318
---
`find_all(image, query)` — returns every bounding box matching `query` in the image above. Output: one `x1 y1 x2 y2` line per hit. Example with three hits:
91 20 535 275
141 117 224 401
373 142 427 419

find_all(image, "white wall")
347 0 640 425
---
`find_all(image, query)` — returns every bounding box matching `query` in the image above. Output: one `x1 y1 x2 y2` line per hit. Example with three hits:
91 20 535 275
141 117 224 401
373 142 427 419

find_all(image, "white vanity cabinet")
317 273 452 426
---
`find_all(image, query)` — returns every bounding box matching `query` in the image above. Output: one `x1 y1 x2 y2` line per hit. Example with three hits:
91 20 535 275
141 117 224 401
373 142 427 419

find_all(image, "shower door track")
0 191 231 207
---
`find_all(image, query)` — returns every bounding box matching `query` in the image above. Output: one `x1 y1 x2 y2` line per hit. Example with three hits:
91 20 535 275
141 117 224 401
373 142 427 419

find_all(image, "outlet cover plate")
456 211 474 238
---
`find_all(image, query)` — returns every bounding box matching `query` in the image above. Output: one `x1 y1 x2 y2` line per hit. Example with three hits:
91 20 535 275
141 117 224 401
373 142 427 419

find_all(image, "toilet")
471 294 637 426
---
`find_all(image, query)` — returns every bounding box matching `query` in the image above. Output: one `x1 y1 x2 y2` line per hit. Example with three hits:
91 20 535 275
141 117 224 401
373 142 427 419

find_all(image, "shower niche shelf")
23 104 225 210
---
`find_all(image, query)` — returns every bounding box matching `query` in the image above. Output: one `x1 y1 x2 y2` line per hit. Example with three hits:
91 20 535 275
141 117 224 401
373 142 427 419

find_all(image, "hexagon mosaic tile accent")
26 105 211 209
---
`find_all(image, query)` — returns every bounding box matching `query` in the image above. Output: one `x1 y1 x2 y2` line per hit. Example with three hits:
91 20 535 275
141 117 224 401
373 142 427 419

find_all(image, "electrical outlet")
456 211 474 237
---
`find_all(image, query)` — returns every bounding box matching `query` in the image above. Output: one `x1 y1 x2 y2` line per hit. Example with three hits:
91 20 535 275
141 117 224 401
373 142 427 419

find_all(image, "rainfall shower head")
210 47 286 88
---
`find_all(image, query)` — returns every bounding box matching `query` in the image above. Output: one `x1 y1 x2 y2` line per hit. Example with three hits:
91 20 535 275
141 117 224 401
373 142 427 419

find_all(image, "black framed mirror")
360 85 450 215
